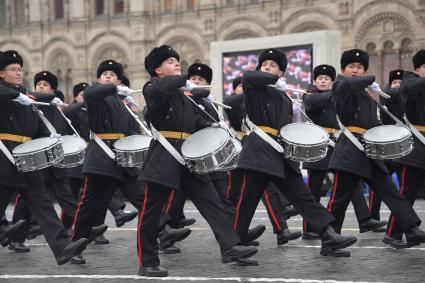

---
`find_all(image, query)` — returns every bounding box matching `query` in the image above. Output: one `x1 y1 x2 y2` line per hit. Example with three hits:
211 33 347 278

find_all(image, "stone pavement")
1 198 425 283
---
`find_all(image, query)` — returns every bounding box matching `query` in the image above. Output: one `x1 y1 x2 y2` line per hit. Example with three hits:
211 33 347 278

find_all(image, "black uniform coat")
329 75 388 179
380 87 403 125
224 93 245 132
394 72 425 170
0 80 49 188
140 75 211 191
237 71 300 178
302 85 338 171
82 83 140 181
31 92 70 180
62 102 89 179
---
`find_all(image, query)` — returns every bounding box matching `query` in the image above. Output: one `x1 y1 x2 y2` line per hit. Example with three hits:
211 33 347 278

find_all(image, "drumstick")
31 101 51 106
268 85 309 94
212 101 232 109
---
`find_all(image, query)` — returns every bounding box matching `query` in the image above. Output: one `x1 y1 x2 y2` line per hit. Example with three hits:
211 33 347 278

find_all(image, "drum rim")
182 127 231 159
12 137 61 155
113 134 152 151
362 125 412 143
279 122 329 146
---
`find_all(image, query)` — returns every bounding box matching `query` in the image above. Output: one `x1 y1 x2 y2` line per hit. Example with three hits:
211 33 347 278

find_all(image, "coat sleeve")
0 86 20 101
242 71 279 95
303 91 332 112
84 83 117 100
29 92 55 103
63 102 84 118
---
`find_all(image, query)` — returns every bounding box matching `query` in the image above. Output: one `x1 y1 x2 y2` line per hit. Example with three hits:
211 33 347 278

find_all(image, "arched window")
187 0 196 10
382 41 398 84
0 0 6 27
400 38 414 71
14 0 25 25
114 0 124 14
366 42 382 83
95 0 105 15
54 0 64 19
164 0 173 13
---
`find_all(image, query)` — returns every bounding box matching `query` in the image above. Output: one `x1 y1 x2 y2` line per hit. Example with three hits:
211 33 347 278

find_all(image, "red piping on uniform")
233 172 246 230
304 170 311 232
264 191 282 232
72 176 88 240
387 165 406 237
137 184 149 266
226 171 233 200
164 190 175 214
328 171 339 213
13 194 21 211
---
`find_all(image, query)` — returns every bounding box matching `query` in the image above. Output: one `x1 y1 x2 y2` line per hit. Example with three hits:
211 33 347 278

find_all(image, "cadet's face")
75 92 84 103
234 83 243 94
390 79 402 88
314 75 332 90
35 80 54 94
189 75 208 86
342 63 366 77
0 63 23 85
98 71 121 86
415 64 425 78
156 57 181 77
260 60 283 77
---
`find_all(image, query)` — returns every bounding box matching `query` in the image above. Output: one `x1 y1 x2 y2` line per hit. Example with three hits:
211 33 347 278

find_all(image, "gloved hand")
206 94 215 103
51 97 65 106
124 95 135 104
117 85 133 96
211 121 228 129
369 82 381 92
275 79 288 91
182 80 196 91
50 133 63 143
13 93 34 106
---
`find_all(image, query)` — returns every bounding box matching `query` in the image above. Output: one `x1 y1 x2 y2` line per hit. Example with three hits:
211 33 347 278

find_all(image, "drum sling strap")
0 134 33 165
244 116 284 153
403 115 425 146
90 131 118 160
336 115 365 152
0 140 15 165
150 124 186 166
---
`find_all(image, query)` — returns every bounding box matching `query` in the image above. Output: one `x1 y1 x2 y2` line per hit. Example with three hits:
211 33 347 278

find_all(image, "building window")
95 0 105 15
14 0 25 25
54 0 64 19
164 0 173 12
226 0 236 5
400 38 414 71
187 0 196 10
114 0 124 14
0 0 6 27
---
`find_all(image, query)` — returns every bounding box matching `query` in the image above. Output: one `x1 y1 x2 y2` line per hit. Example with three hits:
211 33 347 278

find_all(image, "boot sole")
1 220 27 247
222 248 258 263
88 225 108 244
160 229 191 249
57 239 89 266
320 250 351 257
115 212 138 227
244 226 266 244
321 237 357 255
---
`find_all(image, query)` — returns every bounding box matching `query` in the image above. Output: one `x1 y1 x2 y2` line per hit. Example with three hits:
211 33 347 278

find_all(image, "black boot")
382 234 409 249
302 232 320 240
178 217 196 227
405 226 425 247
277 228 302 245
242 224 265 245
70 254 86 264
320 225 357 257
94 235 110 245
26 224 42 240
138 266 168 277
0 220 26 247
159 243 181 254
8 241 30 253
222 245 257 263
283 206 299 220
88 224 108 244
158 226 191 250
56 238 89 265
113 209 138 227
359 219 387 233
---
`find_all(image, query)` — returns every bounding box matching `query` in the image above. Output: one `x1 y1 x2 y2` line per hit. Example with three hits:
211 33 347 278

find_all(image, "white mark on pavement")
0 274 389 283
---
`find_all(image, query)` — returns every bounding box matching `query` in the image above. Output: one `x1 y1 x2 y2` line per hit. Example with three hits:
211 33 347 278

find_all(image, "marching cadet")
224 77 302 247
368 69 405 225
140 45 258 276
0 50 88 265
302 65 386 241
70 59 190 269
327 48 425 247
385 50 425 248
232 48 357 258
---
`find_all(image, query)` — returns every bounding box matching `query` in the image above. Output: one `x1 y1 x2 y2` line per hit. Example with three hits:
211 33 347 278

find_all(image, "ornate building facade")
0 0 424 102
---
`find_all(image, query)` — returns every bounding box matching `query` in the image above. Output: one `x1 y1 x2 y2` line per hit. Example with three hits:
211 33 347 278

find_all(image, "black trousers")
387 165 425 239
72 174 167 267
13 177 77 242
233 164 334 242
327 164 421 233
303 169 371 232
0 184 71 259
227 169 289 234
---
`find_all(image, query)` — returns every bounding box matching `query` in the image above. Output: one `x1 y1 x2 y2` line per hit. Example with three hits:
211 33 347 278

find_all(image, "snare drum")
181 127 235 174
54 135 87 168
12 137 64 172
279 123 329 162
114 135 152 167
217 138 242 171
362 125 413 159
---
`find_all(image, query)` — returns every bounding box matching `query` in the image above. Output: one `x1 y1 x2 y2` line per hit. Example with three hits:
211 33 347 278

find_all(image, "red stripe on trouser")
387 165 406 237
304 171 311 232
60 211 64 221
233 172 246 230
137 184 149 266
369 191 374 214
264 191 282 232
13 194 21 211
327 171 339 213
164 190 174 214
72 176 89 240
225 171 233 200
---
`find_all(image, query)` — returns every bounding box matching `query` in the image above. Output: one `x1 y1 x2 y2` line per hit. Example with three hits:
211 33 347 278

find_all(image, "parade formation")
1 40 425 279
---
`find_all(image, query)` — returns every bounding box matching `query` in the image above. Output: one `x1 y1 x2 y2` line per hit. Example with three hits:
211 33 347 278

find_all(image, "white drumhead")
279 123 329 145
114 135 152 151
182 127 229 158
13 137 58 154
363 125 411 143
61 136 87 154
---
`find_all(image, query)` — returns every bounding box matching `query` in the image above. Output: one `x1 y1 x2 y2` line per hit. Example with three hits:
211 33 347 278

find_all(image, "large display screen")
222 44 313 121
